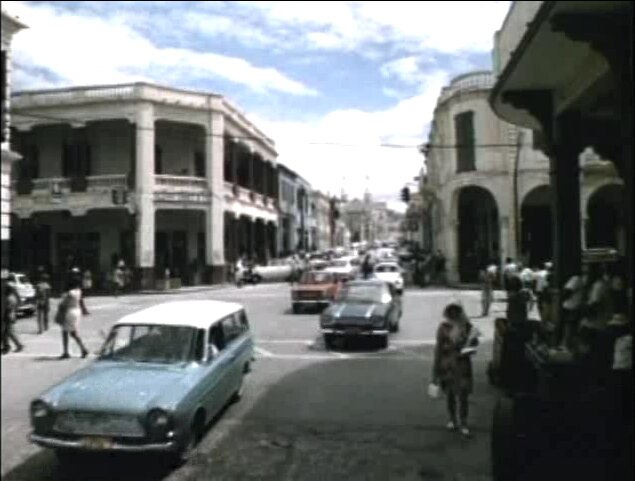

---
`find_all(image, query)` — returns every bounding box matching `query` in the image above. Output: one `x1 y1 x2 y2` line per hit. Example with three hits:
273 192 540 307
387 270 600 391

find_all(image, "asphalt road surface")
1 283 508 481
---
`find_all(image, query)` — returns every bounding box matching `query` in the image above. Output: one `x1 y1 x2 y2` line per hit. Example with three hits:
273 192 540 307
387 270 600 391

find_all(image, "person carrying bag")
431 303 480 437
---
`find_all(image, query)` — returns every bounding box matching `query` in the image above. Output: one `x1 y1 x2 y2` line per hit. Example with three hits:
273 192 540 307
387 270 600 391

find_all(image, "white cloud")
247 69 448 204
380 56 421 84
5 2 317 96
244 1 511 55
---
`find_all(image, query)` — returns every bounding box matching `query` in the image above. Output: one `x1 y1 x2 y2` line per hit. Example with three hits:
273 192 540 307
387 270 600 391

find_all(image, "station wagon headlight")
146 409 172 439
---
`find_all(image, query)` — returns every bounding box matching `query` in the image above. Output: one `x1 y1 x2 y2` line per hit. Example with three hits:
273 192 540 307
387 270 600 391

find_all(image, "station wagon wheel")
174 412 204 466
232 373 245 402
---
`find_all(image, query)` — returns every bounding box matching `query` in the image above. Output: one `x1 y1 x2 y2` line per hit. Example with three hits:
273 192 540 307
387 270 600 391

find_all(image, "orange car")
291 270 342 314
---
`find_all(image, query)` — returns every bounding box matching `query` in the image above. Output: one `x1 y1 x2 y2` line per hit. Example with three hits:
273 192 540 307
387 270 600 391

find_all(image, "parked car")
291 270 343 313
253 260 294 282
28 300 254 466
7 272 36 316
373 262 405 294
320 279 402 349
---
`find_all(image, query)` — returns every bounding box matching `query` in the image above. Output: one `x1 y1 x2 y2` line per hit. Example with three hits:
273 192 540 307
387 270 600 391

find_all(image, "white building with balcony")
424 70 623 283
9 82 278 289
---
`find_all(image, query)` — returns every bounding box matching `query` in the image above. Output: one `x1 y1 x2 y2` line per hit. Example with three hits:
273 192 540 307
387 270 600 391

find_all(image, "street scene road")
1 283 505 481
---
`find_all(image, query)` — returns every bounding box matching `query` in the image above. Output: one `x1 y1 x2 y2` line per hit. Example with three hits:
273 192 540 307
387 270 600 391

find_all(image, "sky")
5 1 511 213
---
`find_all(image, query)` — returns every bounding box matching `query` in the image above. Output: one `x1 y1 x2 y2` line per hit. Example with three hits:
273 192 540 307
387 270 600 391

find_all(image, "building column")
206 111 226 283
134 103 155 289
248 147 255 192
550 112 583 324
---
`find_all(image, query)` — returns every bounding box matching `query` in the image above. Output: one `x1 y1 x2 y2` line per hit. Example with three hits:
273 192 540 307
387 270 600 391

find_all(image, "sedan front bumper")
29 433 177 453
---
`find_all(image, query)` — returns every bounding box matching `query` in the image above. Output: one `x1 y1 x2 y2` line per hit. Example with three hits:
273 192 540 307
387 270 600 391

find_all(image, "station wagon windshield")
99 324 198 364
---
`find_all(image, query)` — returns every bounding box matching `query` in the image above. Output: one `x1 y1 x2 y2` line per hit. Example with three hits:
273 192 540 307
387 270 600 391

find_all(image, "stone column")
500 215 513 266
205 111 226 283
134 102 155 289
550 112 583 323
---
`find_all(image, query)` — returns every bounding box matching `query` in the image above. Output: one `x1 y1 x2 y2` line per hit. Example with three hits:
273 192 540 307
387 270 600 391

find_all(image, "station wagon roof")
115 300 243 330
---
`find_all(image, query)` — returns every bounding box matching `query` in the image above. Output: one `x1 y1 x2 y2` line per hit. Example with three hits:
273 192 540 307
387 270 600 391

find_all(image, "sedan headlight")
30 400 54 432
146 409 172 439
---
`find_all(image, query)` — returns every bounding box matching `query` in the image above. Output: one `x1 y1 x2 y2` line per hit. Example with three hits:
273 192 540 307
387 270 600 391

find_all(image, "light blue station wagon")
29 300 254 465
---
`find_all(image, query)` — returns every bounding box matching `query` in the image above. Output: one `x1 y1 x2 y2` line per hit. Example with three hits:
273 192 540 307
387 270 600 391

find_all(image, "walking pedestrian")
35 272 52 334
435 250 447 286
480 265 496 317
55 279 89 359
506 275 531 324
2 282 25 354
361 254 373 280
432 303 480 437
113 261 125 297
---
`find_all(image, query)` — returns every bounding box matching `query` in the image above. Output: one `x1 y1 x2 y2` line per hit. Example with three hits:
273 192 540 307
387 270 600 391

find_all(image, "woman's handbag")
427 382 441 399
54 295 68 325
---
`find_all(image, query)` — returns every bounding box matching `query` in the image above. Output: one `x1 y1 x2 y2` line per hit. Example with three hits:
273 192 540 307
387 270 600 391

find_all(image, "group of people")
2 266 91 359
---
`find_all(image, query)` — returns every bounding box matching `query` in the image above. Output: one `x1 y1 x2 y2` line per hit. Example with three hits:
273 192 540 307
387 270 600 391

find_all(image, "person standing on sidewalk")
35 272 52 334
56 278 89 359
2 283 25 354
432 303 479 437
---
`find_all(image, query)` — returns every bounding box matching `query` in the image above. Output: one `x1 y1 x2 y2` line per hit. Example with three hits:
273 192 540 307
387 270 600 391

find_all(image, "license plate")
81 437 113 450
345 328 361 335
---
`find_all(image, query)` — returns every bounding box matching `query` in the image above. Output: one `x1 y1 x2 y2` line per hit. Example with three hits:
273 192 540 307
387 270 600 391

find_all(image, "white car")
324 257 357 279
373 262 404 294
7 272 37 315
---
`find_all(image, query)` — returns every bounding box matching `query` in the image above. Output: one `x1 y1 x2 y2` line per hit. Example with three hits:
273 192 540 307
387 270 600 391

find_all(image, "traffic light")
401 187 410 203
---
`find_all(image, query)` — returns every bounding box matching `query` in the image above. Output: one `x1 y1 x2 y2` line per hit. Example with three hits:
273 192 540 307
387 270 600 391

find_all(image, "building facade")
312 190 331 251
1 10 27 280
9 83 278 289
423 71 623 283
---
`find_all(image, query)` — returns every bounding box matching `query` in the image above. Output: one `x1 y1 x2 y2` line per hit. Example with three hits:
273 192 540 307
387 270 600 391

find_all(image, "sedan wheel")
377 335 388 349
324 334 336 349
292 303 301 314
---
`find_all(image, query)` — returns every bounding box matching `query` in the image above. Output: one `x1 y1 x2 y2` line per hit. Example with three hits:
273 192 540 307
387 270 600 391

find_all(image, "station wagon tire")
377 335 388 349
173 413 204 466
292 303 301 314
232 373 245 402
324 334 336 349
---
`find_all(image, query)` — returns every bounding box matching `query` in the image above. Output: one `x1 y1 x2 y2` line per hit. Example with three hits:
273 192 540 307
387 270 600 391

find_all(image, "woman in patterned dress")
432 303 479 437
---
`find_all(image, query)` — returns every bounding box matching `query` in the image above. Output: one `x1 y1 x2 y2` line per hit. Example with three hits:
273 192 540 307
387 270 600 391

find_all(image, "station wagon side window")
238 310 250 332
208 323 226 353
221 314 242 346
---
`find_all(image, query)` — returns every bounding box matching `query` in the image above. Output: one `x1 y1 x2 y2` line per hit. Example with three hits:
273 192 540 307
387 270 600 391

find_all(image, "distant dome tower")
363 176 372 205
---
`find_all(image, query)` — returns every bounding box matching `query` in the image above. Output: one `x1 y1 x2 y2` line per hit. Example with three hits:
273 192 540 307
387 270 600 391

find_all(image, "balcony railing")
154 175 208 192
438 72 495 105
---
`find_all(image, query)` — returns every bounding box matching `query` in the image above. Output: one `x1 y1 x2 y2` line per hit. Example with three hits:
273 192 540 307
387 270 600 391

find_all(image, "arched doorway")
457 186 499 282
521 185 552 268
587 183 625 251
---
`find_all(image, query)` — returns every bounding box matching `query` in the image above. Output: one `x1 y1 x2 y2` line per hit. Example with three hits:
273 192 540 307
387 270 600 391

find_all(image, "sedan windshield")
99 324 198 364
337 284 385 303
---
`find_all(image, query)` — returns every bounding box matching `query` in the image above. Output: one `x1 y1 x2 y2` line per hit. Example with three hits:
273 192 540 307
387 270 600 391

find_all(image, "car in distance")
324 257 358 280
28 300 254 466
320 279 402 349
373 262 405 294
291 270 342 313
7 272 36 316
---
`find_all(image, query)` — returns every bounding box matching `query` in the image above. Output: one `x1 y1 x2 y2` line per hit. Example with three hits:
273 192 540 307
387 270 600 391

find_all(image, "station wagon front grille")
54 411 145 438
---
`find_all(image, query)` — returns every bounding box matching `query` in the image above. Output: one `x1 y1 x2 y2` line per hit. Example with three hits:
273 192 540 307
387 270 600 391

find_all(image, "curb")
138 284 233 295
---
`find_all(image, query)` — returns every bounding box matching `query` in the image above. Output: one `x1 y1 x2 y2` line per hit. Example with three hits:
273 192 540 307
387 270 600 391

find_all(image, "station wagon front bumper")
29 433 177 452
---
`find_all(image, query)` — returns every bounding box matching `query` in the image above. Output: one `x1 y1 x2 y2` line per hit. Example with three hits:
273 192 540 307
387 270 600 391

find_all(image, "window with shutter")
455 111 475 173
